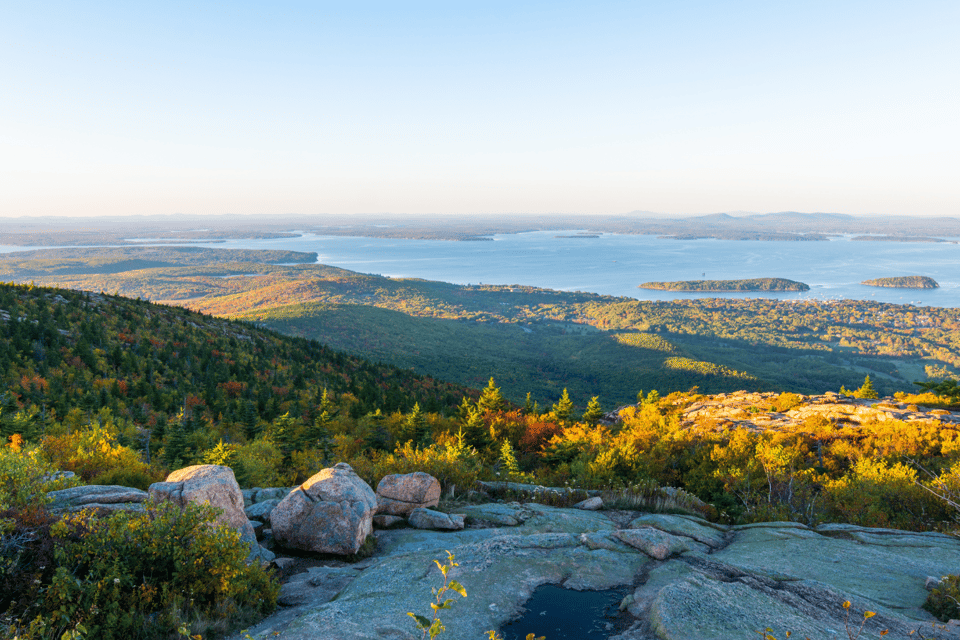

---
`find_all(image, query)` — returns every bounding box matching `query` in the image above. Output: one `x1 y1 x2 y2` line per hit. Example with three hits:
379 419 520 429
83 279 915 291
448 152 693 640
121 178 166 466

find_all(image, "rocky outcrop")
245 498 282 525
573 496 603 510
242 487 293 508
233 504 960 640
675 391 960 431
409 507 465 531
373 514 404 528
270 462 377 555
46 485 148 514
615 527 692 560
149 464 266 562
376 472 441 516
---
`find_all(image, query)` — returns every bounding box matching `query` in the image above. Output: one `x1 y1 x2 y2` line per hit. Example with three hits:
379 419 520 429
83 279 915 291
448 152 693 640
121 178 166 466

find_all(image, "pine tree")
164 414 188 468
499 439 521 478
552 388 574 422
477 378 506 414
582 396 603 424
456 396 475 422
361 409 389 451
856 375 879 399
461 406 490 450
406 402 430 446
317 388 338 422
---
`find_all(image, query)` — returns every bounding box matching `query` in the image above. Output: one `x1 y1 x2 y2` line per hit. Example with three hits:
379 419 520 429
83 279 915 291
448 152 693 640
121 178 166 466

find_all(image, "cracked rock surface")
235 502 960 640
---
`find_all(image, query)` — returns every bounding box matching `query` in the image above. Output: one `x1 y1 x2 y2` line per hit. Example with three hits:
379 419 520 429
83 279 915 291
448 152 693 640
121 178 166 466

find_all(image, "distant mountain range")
3 212 959 245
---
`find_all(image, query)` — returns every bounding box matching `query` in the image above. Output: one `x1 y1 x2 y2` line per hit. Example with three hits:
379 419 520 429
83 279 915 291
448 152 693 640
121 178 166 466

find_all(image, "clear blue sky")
2 1 958 217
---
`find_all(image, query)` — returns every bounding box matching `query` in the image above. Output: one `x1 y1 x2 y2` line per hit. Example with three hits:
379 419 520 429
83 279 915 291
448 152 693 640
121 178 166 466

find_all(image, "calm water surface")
3 231 959 307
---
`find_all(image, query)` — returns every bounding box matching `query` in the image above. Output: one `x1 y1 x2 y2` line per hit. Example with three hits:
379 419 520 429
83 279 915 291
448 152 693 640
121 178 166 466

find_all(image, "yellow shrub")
40 423 151 486
347 440 486 496
824 457 948 530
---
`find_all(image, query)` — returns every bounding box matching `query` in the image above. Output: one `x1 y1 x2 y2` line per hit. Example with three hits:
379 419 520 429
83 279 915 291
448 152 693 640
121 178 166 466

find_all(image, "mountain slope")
0 282 472 445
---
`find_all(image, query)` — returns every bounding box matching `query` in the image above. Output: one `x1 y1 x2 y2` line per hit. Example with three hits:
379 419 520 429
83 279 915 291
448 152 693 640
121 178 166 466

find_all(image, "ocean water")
4 231 960 307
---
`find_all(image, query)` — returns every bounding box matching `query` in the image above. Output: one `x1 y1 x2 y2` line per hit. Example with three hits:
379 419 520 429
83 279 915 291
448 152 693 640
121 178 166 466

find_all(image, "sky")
2 1 958 218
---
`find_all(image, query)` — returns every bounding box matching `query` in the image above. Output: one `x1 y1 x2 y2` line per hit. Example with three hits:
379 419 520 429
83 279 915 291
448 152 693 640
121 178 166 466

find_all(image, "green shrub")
0 440 78 513
348 440 487 497
924 574 960 622
231 437 285 487
8 499 278 640
87 465 165 491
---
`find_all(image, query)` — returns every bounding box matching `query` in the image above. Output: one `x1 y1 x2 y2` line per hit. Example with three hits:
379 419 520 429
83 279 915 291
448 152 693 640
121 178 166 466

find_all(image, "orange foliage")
218 380 247 397
519 418 563 454
20 374 48 393
8 434 24 452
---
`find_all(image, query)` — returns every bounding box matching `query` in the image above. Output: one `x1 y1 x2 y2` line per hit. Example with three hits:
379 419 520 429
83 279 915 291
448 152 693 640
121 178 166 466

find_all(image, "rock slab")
232 508 960 640
47 485 148 514
409 507 465 531
271 462 377 555
376 471 441 516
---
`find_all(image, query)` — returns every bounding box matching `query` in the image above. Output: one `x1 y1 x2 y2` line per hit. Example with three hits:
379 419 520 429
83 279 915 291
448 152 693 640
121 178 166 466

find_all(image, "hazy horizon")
0 211 955 222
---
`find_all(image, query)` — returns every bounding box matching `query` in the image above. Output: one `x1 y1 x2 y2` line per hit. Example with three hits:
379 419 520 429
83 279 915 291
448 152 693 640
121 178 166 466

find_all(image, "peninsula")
861 276 939 289
639 277 810 292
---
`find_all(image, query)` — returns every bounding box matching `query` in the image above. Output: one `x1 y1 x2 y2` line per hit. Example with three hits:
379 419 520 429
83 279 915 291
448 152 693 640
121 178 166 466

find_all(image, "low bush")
924 574 960 622
4 499 278 640
0 439 77 513
39 424 152 485
823 457 950 530
348 440 487 497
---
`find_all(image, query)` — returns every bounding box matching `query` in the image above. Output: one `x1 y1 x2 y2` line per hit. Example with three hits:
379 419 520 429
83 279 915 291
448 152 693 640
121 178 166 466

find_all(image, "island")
851 235 955 243
861 276 939 289
639 278 810 292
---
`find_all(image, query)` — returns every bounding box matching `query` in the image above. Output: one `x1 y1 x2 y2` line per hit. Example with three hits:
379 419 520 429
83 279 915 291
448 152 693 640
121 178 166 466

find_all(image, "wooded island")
861 276 939 289
638 278 810 292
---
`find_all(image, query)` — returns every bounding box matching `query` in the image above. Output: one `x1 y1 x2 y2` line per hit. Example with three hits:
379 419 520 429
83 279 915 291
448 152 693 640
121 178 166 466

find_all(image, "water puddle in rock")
499 584 633 640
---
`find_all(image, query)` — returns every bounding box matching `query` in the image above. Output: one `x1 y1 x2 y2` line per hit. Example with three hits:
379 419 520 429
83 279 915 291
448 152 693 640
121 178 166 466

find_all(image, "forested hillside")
0 282 472 485
3 247 960 405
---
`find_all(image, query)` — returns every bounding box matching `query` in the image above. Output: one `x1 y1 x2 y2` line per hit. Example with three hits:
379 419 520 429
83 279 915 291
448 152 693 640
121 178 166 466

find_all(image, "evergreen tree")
361 409 390 451
552 388 574 422
582 396 604 424
304 412 333 453
266 412 299 455
477 378 506 414
456 396 475 422
461 406 490 450
201 439 237 466
164 414 188 468
523 392 534 415
242 401 260 440
405 402 430 446
499 439 521 478
317 388 338 423
856 375 879 399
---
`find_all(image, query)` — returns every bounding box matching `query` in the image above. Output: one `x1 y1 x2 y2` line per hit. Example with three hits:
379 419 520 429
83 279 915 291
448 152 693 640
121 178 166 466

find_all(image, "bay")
3 230 960 307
